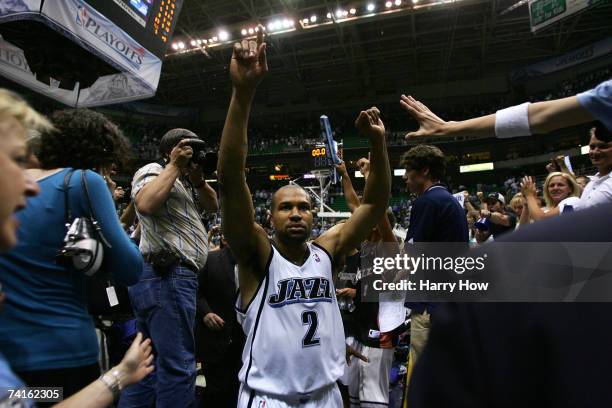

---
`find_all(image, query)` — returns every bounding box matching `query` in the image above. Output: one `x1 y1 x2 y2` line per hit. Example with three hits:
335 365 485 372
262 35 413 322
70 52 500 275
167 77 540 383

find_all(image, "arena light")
302 18 309 24
349 8 357 14
581 145 590 155
196 39 202 45
248 27 255 34
412 0 419 3
336 9 344 18
395 0 402 5
394 169 406 177
367 3 376 11
304 173 316 179
459 162 494 173
177 41 185 49
218 31 229 41
241 28 247 35
212 36 218 42
385 1 393 8
190 39 196 46
310 15 317 22
171 42 178 50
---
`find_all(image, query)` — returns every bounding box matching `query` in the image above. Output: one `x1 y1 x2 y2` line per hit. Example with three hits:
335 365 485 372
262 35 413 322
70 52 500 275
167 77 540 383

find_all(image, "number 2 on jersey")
301 310 320 347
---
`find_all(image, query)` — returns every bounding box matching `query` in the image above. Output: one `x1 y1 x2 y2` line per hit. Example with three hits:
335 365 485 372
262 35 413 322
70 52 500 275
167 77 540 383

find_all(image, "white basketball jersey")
237 241 346 397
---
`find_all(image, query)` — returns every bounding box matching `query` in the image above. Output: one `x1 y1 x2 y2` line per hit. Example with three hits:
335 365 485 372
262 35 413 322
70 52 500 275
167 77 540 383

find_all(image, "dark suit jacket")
408 203 612 408
196 247 243 363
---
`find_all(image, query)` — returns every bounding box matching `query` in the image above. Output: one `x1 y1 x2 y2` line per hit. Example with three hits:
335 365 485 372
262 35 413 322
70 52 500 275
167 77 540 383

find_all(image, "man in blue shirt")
403 145 468 243
401 144 468 391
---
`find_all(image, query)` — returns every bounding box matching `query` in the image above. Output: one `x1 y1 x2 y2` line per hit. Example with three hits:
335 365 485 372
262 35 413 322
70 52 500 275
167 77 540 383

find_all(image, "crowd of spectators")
113 65 611 164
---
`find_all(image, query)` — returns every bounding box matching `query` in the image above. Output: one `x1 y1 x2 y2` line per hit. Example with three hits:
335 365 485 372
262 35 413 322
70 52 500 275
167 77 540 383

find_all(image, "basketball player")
217 29 391 407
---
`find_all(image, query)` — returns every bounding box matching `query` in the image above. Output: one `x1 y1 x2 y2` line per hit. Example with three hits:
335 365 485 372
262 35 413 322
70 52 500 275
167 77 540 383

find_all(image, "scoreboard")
84 0 184 58
310 144 342 169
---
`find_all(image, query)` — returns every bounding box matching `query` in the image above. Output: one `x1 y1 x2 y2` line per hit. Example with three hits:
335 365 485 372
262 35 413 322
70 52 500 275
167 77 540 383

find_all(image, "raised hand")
169 139 193 170
356 157 370 179
521 176 537 197
400 94 447 139
230 26 268 91
355 106 385 139
335 160 348 176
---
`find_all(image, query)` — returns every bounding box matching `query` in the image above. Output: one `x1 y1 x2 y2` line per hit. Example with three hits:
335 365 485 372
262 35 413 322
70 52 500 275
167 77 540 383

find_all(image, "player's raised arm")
217 28 269 269
335 160 360 213
317 107 391 257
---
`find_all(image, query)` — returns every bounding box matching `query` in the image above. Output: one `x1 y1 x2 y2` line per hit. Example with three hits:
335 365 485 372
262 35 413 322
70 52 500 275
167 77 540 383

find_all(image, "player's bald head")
271 185 311 211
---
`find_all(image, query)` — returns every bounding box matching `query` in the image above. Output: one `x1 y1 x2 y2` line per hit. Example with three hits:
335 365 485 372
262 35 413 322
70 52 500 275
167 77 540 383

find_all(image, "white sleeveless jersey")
236 242 346 397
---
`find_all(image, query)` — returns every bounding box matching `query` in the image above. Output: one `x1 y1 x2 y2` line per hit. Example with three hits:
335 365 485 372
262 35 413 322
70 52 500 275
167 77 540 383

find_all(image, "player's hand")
476 191 484 202
169 139 193 170
400 95 448 139
346 344 368 366
520 176 537 197
203 313 225 331
336 288 356 299
356 157 370 179
115 333 155 386
230 26 268 91
335 160 348 176
355 107 385 139
480 209 491 219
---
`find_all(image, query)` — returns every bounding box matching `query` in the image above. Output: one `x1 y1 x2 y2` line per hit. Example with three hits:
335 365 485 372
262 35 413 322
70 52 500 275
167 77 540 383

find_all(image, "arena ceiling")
155 0 612 112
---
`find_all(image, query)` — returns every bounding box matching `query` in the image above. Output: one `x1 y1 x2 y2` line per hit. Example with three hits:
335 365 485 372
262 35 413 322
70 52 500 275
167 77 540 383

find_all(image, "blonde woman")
521 172 580 221
509 193 530 228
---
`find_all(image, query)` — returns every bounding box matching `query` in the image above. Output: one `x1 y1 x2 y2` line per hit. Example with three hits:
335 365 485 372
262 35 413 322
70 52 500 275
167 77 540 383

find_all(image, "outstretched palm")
230 28 268 90
400 94 447 139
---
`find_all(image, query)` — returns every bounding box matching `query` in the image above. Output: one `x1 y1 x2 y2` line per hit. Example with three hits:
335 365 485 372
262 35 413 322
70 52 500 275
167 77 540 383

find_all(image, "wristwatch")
99 369 123 399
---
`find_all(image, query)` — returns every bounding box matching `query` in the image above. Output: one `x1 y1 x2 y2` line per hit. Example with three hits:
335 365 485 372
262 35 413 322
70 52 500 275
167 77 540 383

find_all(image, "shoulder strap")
63 169 76 226
80 170 112 248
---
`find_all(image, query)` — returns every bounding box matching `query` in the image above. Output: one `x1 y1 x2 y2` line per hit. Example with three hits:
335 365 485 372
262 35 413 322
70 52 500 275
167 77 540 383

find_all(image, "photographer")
120 129 218 408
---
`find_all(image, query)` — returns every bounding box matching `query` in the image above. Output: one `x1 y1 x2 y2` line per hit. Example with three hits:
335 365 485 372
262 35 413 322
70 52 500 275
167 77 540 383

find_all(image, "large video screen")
84 0 183 58
128 0 154 18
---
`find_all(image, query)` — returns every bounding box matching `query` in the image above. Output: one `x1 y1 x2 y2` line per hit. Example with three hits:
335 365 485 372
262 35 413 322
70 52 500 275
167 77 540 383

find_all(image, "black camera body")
183 138 218 175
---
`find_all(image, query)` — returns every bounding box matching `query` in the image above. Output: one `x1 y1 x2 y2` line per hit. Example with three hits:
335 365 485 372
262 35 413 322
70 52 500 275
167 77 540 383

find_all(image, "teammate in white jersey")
217 28 392 408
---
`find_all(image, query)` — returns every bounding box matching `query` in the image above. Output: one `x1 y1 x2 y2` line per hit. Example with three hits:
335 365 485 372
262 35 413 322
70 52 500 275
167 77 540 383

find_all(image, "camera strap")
61 169 111 248
80 170 111 248
62 169 75 228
